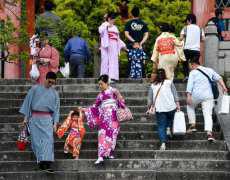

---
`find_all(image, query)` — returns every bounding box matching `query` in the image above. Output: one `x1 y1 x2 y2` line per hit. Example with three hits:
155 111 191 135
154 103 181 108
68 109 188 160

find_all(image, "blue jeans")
156 109 176 143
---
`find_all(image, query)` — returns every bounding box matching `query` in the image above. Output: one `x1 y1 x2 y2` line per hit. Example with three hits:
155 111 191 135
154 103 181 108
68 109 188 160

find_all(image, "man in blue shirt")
213 9 225 41
64 35 90 78
186 57 228 141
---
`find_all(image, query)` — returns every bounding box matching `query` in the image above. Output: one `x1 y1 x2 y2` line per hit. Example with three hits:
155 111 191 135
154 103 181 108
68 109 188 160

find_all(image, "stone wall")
205 21 230 80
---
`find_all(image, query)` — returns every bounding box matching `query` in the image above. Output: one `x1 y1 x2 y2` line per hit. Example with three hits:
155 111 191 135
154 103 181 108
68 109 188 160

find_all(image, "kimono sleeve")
52 91 60 124
19 86 36 120
49 47 60 73
56 116 71 138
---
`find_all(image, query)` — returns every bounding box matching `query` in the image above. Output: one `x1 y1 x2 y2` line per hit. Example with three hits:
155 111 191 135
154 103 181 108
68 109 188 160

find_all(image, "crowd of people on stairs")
20 3 229 173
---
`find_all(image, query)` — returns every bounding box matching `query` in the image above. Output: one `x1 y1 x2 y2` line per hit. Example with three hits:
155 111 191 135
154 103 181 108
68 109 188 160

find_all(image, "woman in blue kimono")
19 72 60 172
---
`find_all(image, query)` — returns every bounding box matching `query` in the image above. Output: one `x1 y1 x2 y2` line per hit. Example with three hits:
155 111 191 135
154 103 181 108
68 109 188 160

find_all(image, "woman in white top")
147 69 180 150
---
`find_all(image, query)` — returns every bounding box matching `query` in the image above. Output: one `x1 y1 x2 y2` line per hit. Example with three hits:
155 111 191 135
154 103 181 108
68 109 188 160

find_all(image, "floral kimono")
56 115 86 158
85 87 125 158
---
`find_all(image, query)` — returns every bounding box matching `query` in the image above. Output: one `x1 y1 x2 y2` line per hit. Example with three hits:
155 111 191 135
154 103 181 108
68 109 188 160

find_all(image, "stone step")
0 98 188 108
0 78 148 85
1 159 230 172
0 114 207 123
0 106 203 115
0 170 229 180
0 83 186 93
0 78 185 85
0 91 187 99
0 140 226 151
0 131 223 142
0 122 220 133
0 150 228 161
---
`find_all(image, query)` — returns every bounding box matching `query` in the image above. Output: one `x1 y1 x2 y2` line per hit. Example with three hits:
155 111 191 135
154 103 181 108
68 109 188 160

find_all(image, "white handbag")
60 62 70 78
29 64 40 80
173 111 186 135
219 94 230 114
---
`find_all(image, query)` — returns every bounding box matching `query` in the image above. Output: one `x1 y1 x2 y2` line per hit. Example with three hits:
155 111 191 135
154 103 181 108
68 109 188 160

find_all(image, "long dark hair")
154 69 166 84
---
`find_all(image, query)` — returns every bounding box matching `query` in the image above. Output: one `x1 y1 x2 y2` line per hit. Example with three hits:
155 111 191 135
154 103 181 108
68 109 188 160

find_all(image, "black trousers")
183 49 200 77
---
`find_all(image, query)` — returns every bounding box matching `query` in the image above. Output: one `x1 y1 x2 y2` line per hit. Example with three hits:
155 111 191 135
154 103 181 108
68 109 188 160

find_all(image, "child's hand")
68 110 74 117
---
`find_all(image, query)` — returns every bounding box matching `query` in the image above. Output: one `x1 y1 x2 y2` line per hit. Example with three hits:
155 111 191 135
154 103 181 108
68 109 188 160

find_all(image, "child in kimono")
128 42 147 79
56 108 86 159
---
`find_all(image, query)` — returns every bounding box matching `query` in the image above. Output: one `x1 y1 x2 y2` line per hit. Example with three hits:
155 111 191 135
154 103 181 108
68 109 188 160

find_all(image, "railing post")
205 21 220 73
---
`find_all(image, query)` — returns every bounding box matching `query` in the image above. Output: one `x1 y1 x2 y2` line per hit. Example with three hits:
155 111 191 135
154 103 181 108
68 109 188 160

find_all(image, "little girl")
56 108 86 159
128 42 147 79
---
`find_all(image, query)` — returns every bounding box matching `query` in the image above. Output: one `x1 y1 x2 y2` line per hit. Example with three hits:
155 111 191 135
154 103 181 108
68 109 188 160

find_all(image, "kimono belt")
101 99 117 108
70 128 80 138
32 111 52 116
160 50 175 55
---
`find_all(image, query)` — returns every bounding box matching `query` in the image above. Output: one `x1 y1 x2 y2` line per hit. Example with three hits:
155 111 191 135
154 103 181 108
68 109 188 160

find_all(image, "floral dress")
85 87 125 158
56 115 86 158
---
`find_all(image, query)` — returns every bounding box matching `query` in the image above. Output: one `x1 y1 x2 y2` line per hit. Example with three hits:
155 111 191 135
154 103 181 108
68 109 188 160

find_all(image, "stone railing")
215 105 230 151
205 21 230 76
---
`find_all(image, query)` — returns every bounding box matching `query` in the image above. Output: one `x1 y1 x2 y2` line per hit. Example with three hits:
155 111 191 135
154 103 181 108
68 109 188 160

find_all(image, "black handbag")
197 69 219 99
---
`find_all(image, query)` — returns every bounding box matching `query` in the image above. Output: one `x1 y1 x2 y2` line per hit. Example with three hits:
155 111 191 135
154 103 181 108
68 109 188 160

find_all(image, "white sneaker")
160 143 166 151
94 157 104 164
64 150 68 154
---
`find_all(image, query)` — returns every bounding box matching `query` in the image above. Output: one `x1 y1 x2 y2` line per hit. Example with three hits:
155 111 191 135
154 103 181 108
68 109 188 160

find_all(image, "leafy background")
38 0 191 77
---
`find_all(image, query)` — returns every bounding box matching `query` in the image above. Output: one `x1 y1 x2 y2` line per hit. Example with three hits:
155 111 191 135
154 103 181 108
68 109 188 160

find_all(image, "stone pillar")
204 21 219 73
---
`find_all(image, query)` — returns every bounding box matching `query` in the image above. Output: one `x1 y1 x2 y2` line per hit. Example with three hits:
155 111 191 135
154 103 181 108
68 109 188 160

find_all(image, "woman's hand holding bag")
146 105 156 115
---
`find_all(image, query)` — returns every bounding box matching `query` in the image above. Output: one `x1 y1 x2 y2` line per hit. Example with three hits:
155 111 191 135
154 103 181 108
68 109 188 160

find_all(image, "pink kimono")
85 87 125 158
99 22 126 80
37 45 59 84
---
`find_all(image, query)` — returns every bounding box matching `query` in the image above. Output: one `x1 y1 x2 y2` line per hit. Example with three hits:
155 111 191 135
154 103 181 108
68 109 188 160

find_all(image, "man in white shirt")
186 57 228 141
180 14 205 80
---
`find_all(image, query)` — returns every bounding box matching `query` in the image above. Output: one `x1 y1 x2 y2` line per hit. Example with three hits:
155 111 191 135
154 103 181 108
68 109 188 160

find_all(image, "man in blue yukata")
20 71 60 173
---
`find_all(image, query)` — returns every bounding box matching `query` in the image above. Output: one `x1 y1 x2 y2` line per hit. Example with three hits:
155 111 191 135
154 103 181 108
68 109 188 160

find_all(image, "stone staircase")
0 78 229 180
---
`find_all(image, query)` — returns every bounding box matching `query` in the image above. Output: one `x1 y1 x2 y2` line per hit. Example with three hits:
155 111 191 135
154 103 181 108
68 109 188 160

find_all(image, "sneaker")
94 157 104 165
207 133 215 142
187 125 197 133
64 150 68 154
166 128 172 138
109 155 115 159
183 76 188 82
159 143 166 151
